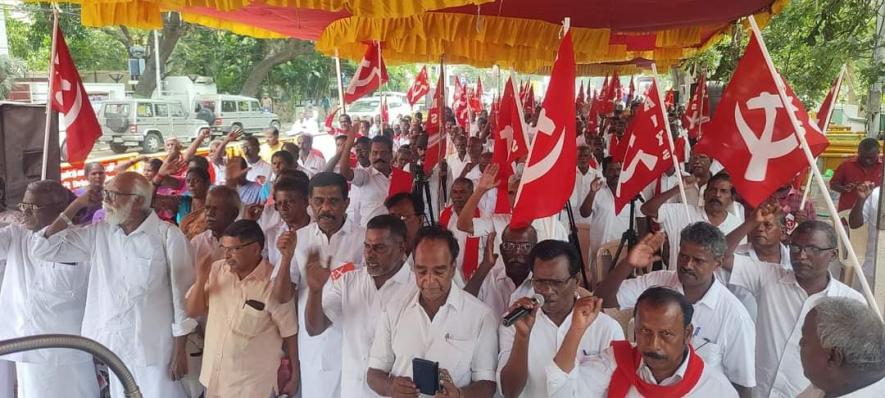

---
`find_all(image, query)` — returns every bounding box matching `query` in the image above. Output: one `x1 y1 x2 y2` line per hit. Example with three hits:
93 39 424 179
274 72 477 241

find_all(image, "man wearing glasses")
595 222 756 396
33 172 197 398
497 240 623 398
723 220 865 398
0 180 98 397
185 219 299 397
468 225 537 318
384 192 426 257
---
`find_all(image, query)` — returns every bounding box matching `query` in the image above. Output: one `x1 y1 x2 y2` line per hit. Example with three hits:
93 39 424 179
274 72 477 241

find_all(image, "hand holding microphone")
503 294 545 335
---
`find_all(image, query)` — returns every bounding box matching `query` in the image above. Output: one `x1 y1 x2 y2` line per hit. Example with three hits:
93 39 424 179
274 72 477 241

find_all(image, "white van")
194 94 280 135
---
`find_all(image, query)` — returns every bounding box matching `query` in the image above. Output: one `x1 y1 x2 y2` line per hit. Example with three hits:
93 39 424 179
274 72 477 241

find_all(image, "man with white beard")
33 172 197 398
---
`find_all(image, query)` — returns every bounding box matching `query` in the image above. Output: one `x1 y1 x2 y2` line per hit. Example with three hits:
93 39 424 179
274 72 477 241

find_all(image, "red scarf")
439 205 481 280
388 167 413 198
608 341 704 398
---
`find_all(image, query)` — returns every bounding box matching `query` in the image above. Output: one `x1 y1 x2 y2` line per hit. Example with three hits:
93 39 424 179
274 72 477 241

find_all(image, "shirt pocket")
120 257 155 298
441 332 476 383
232 302 272 338
33 262 86 300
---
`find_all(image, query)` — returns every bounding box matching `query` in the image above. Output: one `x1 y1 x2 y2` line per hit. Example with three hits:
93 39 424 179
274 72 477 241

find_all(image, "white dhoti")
16 360 100 398
0 360 14 398
109 364 189 398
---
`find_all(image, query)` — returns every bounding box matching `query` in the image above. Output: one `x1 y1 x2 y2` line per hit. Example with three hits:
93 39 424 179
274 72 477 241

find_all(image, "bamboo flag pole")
652 63 693 221
800 64 847 209
41 6 60 180
748 15 882 317
334 48 346 114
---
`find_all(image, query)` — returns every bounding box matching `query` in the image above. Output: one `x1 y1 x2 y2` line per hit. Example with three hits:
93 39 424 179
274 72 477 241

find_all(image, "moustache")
707 199 722 205
642 351 668 361
318 213 336 220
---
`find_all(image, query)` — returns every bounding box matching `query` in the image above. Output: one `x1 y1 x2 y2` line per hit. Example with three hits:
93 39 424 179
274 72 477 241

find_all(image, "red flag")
454 81 470 129
343 42 388 104
587 89 600 132
423 78 447 173
816 68 844 131
51 26 101 164
610 70 622 103
613 80 675 213
469 77 484 113
388 167 413 198
576 80 586 109
380 96 389 125
524 84 536 113
627 76 635 102
498 77 530 162
694 35 830 207
682 74 711 140
511 31 576 228
664 89 675 108
324 106 342 135
406 66 430 106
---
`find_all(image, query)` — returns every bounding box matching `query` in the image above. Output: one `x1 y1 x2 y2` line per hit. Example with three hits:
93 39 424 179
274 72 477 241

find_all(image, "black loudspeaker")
0 102 60 208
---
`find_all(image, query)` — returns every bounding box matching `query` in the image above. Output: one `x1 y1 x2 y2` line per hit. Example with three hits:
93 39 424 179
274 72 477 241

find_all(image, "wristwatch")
58 212 73 226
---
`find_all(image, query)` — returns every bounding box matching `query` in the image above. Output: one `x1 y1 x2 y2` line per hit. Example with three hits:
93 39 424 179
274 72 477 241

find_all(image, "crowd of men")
0 103 884 398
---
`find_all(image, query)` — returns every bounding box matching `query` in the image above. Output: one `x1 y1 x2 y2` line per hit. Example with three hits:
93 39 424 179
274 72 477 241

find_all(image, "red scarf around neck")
607 341 704 398
439 205 481 280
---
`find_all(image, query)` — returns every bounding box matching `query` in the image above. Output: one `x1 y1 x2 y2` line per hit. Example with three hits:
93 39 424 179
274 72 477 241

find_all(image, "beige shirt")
198 259 298 397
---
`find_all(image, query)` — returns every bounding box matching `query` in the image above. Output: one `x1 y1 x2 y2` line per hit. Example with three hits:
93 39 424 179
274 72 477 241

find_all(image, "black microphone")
502 294 545 327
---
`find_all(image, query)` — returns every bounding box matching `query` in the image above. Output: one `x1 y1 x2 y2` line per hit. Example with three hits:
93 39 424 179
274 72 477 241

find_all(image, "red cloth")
388 167 413 198
439 206 481 280
343 42 387 104
406 66 430 106
831 157 883 211
423 78 447 174
51 26 101 164
608 341 704 398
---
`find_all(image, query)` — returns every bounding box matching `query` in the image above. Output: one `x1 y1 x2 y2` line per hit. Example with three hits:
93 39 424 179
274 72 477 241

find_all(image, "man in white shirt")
367 225 498 397
564 145 600 267
641 172 743 269
444 177 495 285
242 136 273 185
849 183 879 290
0 181 99 398
271 172 365 398
580 156 645 265
548 287 738 397
261 176 312 263
339 133 395 228
297 134 327 177
498 240 624 398
384 192 426 257
33 172 196 398
304 215 418 397
797 297 885 398
724 221 865 398
595 222 756 394
447 133 470 181
469 225 537 317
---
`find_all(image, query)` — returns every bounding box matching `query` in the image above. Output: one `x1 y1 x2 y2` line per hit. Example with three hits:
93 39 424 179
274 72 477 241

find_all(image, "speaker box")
0 102 60 208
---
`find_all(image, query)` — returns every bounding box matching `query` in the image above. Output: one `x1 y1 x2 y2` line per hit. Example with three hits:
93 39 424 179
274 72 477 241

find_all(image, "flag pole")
800 64 847 209
651 63 692 220
697 69 705 140
41 6 60 180
334 48 346 114
748 16 881 317
377 41 384 126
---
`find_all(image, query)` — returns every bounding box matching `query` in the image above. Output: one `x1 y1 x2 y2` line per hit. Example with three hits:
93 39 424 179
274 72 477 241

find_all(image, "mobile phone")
412 357 439 395
245 299 265 311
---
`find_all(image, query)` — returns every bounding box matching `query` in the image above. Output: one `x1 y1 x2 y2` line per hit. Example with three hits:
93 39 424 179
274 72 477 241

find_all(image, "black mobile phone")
412 358 439 395
245 299 265 311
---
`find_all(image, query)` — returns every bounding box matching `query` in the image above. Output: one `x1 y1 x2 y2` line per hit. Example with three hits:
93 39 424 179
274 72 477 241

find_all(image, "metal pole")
334 48 346 114
153 30 161 97
651 63 692 220
41 7 59 180
749 15 882 317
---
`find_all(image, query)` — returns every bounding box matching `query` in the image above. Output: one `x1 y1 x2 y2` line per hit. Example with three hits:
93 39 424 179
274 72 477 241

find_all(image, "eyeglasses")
789 244 835 257
530 275 574 290
221 241 257 253
102 190 138 203
501 242 534 253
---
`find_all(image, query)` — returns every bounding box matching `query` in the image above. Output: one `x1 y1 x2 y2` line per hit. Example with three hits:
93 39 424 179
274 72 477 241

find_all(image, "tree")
133 13 186 97
240 39 312 97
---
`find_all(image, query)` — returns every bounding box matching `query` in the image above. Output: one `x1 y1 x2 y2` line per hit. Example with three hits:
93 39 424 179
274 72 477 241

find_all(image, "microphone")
502 294 545 327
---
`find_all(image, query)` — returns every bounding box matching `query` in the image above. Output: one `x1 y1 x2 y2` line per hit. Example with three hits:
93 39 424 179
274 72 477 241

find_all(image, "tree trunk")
240 40 311 97
134 13 185 98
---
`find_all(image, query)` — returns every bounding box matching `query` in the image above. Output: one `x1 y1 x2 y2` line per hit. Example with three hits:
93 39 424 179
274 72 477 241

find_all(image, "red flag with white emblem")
694 35 829 207
324 106 342 135
469 77 484 113
343 42 388 104
614 80 674 213
380 96 389 124
497 77 530 163
406 66 430 106
51 26 101 164
682 73 710 140
816 67 845 131
510 31 576 228
423 77 447 174
576 80 586 109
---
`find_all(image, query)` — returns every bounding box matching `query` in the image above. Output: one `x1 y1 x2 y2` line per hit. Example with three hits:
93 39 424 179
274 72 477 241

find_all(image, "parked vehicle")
346 93 425 122
194 94 280 135
97 99 209 154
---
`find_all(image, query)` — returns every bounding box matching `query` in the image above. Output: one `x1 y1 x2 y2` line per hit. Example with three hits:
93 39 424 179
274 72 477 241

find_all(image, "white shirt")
861 187 879 289
447 153 469 181
615 271 756 387
476 259 533 319
0 224 91 364
285 219 365 397
566 167 601 225
299 151 326 177
721 243 791 321
322 262 417 397
445 207 495 285
654 203 743 269
546 344 738 397
351 167 392 228
32 212 197 367
587 186 643 260
246 158 273 184
797 376 885 398
730 256 865 398
368 286 499 389
497 309 624 397
190 229 224 266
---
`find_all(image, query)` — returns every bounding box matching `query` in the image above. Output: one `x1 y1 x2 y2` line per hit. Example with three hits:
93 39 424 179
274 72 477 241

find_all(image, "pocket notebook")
412 357 439 395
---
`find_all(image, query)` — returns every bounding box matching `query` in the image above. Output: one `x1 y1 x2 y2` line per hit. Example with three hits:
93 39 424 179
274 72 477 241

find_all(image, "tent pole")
41 7 59 180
